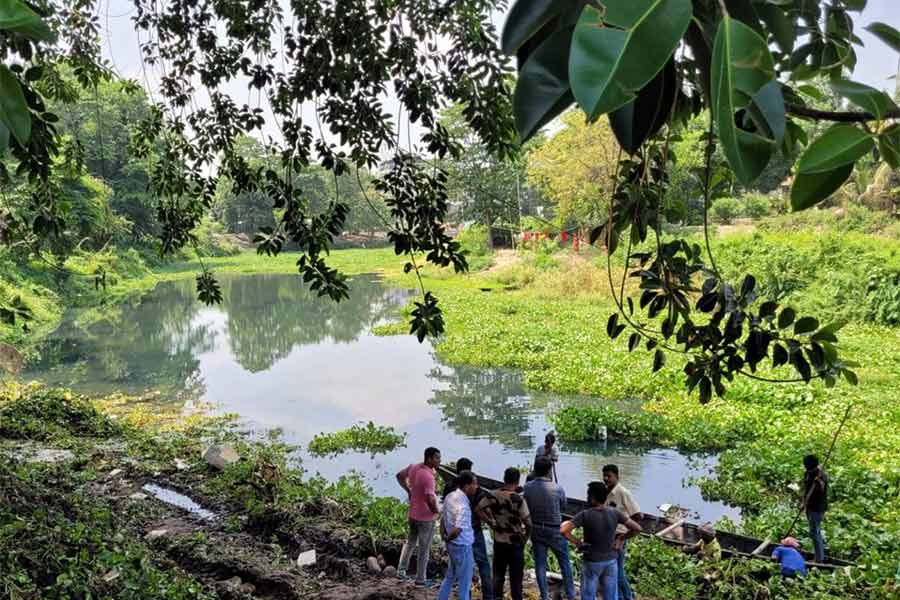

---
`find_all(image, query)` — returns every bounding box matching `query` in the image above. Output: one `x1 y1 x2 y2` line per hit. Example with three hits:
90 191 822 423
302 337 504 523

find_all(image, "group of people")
394 440 830 600
394 434 644 600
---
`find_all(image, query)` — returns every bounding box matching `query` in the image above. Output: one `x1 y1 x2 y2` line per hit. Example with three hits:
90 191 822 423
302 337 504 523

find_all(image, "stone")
382 566 397 578
129 492 148 501
174 458 190 471
377 554 387 570
145 529 168 541
366 556 381 574
102 569 120 583
238 582 256 594
107 468 123 478
217 576 243 593
204 445 240 470
296 549 317 567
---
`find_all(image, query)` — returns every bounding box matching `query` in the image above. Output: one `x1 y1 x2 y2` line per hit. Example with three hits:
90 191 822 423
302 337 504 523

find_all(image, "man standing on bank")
478 467 531 600
443 458 493 600
802 454 828 563
561 481 643 600
524 456 576 600
603 465 642 600
395 447 441 587
438 470 479 600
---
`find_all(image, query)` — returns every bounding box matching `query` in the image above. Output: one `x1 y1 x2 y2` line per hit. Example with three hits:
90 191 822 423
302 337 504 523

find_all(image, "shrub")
0 383 120 441
865 270 900 325
710 197 742 224
456 224 490 257
741 193 772 219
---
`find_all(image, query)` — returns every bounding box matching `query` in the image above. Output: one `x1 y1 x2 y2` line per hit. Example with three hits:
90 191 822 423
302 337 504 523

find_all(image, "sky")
98 0 900 146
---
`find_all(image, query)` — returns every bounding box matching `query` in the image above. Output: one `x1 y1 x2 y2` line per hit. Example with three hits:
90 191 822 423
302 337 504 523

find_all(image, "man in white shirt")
603 464 642 600
438 471 479 600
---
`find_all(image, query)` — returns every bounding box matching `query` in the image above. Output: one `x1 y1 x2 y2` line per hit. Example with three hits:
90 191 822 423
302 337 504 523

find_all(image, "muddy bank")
0 384 457 600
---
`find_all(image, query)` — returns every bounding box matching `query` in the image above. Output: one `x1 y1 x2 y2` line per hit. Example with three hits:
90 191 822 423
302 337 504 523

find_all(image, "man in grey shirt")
523 456 575 600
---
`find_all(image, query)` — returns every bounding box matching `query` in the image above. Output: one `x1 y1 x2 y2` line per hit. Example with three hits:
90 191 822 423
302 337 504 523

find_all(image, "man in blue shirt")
523 456 576 600
439 471 479 600
772 537 808 577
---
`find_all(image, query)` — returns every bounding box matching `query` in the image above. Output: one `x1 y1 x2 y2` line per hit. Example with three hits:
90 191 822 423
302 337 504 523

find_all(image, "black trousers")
493 540 525 600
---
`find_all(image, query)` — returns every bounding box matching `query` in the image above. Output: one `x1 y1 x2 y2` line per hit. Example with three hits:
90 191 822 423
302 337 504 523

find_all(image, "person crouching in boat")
682 523 721 562
772 537 808 578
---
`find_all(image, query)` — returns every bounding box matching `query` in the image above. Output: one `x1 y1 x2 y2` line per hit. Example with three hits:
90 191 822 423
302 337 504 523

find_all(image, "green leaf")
513 27 575 142
501 0 563 55
830 79 899 120
0 65 30 145
749 80 786 145
568 0 691 121
796 84 825 102
878 124 900 169
0 0 53 41
756 3 794 53
795 124 874 174
794 316 819 335
0 122 9 154
791 163 854 211
711 16 777 185
608 58 677 154
866 22 900 54
652 349 665 373
842 369 859 386
777 307 795 329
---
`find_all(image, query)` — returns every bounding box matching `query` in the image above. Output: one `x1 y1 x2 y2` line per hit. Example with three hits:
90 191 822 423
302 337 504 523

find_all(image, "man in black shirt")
445 458 493 600
560 482 642 600
803 454 828 562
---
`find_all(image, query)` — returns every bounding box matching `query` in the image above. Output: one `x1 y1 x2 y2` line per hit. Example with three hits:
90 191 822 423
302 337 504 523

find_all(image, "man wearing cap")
772 537 808 577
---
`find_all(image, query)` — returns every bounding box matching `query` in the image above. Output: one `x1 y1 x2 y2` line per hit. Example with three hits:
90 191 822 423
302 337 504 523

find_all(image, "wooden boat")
437 465 852 571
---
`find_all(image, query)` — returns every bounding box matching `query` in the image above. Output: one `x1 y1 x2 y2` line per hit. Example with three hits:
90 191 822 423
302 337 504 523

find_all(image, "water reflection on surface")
23 273 740 523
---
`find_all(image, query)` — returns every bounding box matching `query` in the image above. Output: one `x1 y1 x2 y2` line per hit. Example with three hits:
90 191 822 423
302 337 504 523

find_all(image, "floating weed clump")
307 422 406 457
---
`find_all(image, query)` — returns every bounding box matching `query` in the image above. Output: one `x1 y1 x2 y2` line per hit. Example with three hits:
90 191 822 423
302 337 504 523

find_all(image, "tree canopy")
1 0 899 400
507 0 900 400
526 109 618 230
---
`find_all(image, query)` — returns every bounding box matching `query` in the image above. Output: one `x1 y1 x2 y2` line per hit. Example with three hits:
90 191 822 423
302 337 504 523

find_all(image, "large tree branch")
786 103 900 123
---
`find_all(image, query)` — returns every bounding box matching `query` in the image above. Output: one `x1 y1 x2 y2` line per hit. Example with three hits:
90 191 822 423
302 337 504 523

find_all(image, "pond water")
23 273 740 524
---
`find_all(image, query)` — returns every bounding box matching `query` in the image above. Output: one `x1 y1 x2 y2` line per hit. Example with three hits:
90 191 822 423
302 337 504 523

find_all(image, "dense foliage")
507 0 899 400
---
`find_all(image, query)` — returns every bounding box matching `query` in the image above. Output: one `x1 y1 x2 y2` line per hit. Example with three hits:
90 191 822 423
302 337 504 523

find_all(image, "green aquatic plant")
307 422 406 457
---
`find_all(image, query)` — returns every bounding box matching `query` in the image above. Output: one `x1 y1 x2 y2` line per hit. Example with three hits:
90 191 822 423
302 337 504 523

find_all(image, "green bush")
865 270 900 325
0 384 120 441
711 197 742 224
456 224 491 257
741 193 772 219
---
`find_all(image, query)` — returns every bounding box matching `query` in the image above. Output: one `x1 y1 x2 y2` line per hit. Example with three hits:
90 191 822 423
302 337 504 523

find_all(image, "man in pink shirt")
396 446 442 586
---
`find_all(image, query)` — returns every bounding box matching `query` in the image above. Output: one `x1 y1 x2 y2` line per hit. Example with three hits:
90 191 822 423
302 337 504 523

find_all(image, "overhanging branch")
786 103 900 123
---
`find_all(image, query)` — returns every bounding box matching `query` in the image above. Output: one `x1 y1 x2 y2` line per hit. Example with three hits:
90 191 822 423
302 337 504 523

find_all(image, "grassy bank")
346 229 900 586
0 382 414 599
6 223 900 594
2 383 896 600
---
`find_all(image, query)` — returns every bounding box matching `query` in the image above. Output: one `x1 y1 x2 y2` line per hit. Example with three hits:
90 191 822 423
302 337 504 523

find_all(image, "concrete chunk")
203 445 239 470
297 549 317 567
